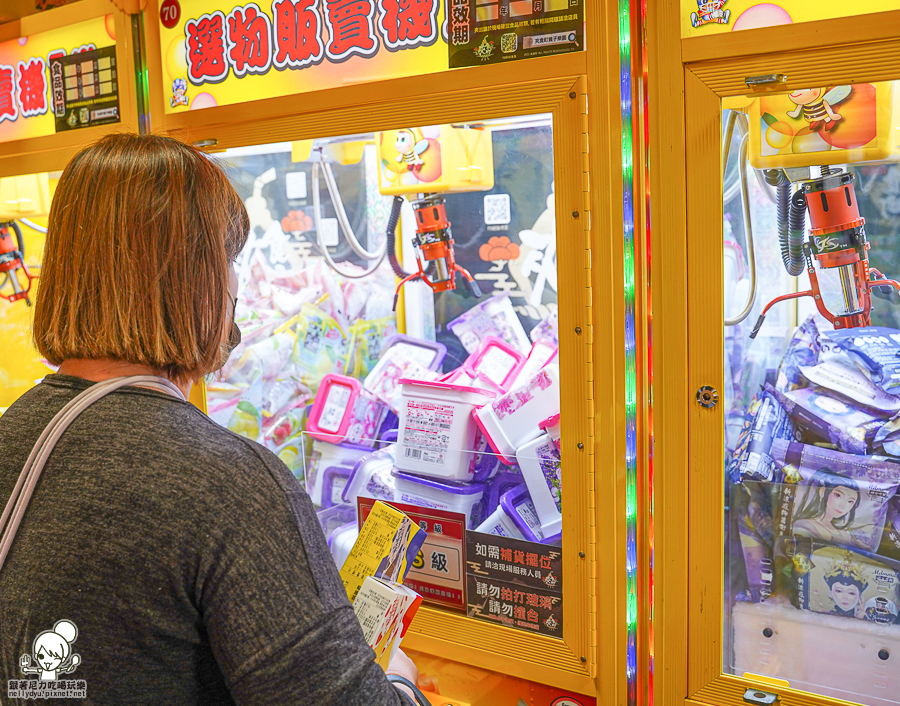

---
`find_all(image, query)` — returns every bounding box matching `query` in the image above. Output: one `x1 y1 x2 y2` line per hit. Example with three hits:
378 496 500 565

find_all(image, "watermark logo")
8 619 86 700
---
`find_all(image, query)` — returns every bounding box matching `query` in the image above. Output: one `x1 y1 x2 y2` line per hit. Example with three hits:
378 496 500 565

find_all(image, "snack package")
727 390 796 484
290 304 349 391
800 355 900 415
788 537 900 624
876 497 900 561
734 480 776 603
770 439 900 553
353 576 423 668
448 294 531 354
345 317 398 380
768 383 886 456
826 327 900 394
265 407 307 448
775 316 821 392
339 501 427 603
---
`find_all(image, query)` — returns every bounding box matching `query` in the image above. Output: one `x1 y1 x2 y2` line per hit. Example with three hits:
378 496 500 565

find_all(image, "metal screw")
572 210 580 218
580 655 587 663
577 442 584 450
879 649 890 661
569 91 577 99
579 551 585 558
762 627 773 638
575 326 582 334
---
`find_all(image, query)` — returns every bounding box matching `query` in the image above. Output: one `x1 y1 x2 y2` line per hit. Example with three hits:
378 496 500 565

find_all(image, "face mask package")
826 326 900 394
734 480 777 603
767 383 886 456
775 316 822 393
770 439 900 555
787 536 900 625
726 389 796 485
800 355 900 415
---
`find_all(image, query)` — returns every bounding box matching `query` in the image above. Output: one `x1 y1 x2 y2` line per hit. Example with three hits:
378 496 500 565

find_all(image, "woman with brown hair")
0 134 419 705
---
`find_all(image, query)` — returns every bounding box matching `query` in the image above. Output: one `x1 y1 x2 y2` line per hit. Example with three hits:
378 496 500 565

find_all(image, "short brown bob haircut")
33 133 249 382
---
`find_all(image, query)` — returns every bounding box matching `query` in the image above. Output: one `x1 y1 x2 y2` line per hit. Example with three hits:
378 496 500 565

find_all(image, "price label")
160 0 181 29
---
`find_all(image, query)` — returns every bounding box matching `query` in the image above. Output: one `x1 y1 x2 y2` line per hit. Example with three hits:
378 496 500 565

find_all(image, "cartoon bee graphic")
394 128 429 171
787 86 852 132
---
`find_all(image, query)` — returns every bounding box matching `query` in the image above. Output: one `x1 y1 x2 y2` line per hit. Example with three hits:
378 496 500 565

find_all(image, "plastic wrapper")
317 502 357 539
529 308 558 345
876 497 900 561
775 316 821 393
826 326 900 394
800 355 900 414
768 383 886 456
344 317 398 379
788 536 900 624
735 480 776 603
227 400 263 442
448 294 531 354
265 407 307 448
727 390 796 484
290 303 349 391
770 439 900 553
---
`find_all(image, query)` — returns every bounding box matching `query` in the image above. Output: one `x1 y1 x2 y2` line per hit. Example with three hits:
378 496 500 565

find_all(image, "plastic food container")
381 334 447 371
485 471 526 512
393 470 488 528
364 349 440 412
321 464 354 509
500 484 545 542
342 445 397 511
474 364 561 464
516 432 562 537
463 336 526 391
539 413 561 451
513 338 559 390
448 294 531 354
475 503 526 539
329 523 360 570
394 379 496 481
298 380 392 448
306 439 371 508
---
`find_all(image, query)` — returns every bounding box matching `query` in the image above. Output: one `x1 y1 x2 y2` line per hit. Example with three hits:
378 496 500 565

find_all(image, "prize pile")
730 316 900 625
211 253 564 568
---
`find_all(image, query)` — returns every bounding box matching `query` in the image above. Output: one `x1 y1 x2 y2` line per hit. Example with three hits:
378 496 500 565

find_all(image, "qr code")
501 32 518 54
484 194 511 225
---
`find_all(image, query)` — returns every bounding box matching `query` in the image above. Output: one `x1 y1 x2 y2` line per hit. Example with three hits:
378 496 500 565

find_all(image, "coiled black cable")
764 169 805 276
386 196 412 279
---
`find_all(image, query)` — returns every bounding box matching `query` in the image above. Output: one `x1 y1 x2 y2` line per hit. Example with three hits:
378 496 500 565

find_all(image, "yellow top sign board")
681 0 899 38
157 0 450 114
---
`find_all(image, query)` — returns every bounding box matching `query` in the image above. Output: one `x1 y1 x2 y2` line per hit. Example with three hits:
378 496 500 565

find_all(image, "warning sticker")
402 401 454 466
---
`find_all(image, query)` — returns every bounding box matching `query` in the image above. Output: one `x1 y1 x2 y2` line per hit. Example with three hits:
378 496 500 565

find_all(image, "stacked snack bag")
730 316 900 626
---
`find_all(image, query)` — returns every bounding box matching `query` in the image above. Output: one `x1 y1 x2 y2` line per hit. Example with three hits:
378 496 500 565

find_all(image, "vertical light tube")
618 0 639 705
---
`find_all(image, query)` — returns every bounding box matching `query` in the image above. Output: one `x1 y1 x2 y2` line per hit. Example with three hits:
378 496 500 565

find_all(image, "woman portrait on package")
792 468 861 546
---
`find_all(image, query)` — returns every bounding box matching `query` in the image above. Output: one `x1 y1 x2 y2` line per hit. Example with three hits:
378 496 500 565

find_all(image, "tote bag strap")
0 375 185 574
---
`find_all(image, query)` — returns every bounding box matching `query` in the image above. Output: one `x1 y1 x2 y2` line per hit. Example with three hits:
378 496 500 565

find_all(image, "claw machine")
0 0 142 412
146 0 647 703
652 2 900 706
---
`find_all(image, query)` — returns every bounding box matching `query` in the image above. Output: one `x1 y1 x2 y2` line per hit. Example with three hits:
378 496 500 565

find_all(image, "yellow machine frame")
141 1 639 700
650 3 900 706
0 0 142 178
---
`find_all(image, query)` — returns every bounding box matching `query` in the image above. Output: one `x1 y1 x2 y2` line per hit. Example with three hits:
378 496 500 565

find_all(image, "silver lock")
696 385 719 408
743 688 778 705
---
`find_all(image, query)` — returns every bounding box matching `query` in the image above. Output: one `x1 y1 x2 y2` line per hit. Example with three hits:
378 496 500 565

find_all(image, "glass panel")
723 81 900 705
210 114 563 634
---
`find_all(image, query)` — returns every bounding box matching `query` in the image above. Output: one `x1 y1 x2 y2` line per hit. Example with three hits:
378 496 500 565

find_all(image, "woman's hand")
386 649 419 703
